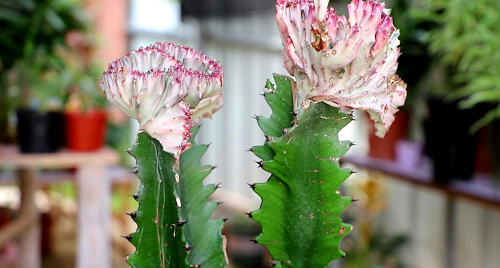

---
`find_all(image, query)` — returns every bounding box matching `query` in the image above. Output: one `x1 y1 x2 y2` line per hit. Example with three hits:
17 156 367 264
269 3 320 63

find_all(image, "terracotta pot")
368 110 410 160
65 110 107 151
474 127 492 173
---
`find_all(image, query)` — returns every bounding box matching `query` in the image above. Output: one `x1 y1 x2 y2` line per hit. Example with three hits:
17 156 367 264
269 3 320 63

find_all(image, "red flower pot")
65 110 107 151
368 110 410 161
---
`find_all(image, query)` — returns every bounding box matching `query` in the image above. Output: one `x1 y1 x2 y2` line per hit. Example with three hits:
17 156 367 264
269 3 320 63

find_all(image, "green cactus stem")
251 74 354 268
126 126 227 268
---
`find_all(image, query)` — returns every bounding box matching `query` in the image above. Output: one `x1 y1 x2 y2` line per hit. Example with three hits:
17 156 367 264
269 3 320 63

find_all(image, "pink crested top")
99 42 223 157
276 0 407 137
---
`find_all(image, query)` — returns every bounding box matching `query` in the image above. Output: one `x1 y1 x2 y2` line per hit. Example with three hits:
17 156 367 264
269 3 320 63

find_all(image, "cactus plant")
250 0 407 267
99 43 228 268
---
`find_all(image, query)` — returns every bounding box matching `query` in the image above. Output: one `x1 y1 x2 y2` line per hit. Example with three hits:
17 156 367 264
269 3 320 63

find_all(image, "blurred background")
0 0 499 267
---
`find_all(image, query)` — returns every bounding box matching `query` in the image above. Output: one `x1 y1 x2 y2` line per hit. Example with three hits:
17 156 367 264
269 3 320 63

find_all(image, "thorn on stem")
351 169 357 174
350 141 357 146
216 201 224 205
183 244 194 251
206 142 212 148
252 115 260 120
126 212 137 219
174 220 187 226
246 148 254 152
121 235 132 241
130 193 139 200
245 212 253 219
222 217 228 222
247 183 256 190
249 238 258 244
130 167 139 174
255 161 264 168
352 199 359 202
124 148 132 154
211 165 218 170
292 111 298 117
215 182 222 189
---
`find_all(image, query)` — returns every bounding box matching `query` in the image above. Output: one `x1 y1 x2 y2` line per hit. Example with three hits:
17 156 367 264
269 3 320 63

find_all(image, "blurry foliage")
411 0 500 131
12 50 70 111
343 173 409 268
0 0 88 71
344 229 408 268
0 0 89 110
390 0 434 109
58 48 107 111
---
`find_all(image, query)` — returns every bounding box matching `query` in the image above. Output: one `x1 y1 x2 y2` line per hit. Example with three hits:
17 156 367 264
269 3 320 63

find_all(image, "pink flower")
276 0 407 137
99 42 223 156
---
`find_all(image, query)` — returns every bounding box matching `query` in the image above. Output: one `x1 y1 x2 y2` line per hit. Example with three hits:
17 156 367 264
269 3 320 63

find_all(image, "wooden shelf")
0 145 121 268
343 155 500 209
0 145 119 169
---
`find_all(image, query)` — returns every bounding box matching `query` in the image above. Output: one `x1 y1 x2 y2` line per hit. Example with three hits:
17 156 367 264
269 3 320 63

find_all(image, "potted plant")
0 0 88 151
412 0 500 182
14 53 68 153
61 45 108 151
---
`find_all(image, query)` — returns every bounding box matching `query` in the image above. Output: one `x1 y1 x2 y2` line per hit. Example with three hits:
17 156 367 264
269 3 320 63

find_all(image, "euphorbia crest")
99 42 223 156
276 0 407 137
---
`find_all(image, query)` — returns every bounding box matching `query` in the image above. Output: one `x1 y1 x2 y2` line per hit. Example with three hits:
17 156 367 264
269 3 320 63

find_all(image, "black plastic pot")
182 0 275 18
16 109 64 153
424 98 487 183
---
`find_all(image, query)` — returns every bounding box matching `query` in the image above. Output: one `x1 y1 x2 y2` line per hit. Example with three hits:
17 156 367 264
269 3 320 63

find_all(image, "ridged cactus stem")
251 75 354 267
99 43 228 268
252 0 408 264
125 126 227 267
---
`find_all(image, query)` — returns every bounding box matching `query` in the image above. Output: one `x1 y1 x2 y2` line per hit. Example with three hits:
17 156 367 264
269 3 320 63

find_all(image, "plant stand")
0 146 120 268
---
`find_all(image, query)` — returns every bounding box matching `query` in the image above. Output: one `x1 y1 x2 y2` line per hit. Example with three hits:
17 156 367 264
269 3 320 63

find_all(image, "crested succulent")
99 42 227 268
250 0 407 267
277 0 406 137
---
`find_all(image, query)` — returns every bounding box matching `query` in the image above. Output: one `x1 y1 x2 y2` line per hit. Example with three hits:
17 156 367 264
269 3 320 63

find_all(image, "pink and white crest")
99 42 223 156
276 0 407 137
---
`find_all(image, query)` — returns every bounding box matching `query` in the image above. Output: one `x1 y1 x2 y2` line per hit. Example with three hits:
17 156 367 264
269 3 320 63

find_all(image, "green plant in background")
344 229 408 268
0 0 88 140
343 175 408 268
60 53 107 111
14 51 69 111
390 0 433 109
99 43 227 268
411 0 500 131
249 0 407 267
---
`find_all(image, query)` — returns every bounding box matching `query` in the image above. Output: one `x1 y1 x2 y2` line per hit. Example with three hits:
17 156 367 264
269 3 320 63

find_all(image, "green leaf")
252 75 354 267
127 132 227 268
